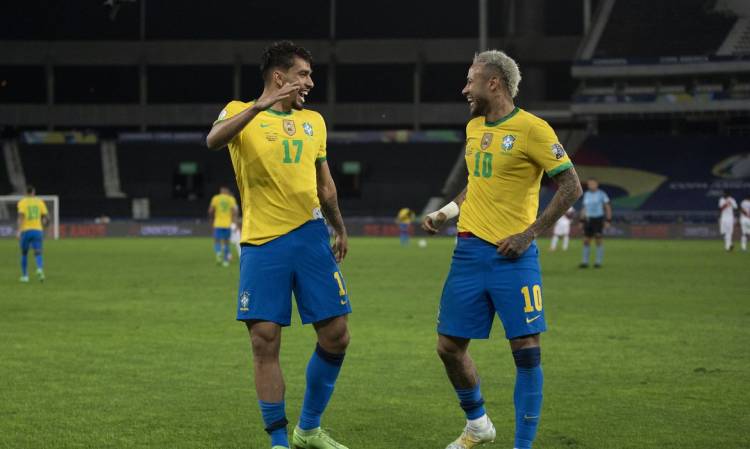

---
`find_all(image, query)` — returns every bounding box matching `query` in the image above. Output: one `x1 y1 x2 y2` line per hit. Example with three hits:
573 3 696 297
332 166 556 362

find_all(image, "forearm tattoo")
529 167 582 237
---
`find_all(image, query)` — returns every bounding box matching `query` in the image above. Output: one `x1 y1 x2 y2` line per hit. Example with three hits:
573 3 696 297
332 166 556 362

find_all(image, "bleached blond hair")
473 50 521 98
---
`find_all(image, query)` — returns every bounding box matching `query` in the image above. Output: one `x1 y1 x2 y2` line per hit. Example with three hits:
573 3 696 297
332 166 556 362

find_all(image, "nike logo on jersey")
526 315 541 324
260 123 271 128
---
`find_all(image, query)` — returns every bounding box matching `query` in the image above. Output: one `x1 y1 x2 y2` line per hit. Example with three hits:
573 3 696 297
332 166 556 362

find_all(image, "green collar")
265 108 293 117
485 106 519 127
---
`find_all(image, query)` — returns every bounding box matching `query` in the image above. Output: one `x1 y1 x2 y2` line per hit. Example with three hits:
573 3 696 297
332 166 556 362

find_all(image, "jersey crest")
283 119 296 136
502 135 516 152
303 122 314 136
480 133 493 150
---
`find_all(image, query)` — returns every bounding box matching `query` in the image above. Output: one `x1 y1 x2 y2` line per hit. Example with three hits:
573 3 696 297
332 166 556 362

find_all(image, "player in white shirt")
718 191 738 251
740 195 750 252
550 207 575 251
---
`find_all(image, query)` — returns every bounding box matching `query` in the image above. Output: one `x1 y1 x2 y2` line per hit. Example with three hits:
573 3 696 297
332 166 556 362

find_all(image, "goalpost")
0 195 60 240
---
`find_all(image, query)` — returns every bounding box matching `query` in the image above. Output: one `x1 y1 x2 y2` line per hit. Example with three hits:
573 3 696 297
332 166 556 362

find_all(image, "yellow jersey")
216 101 327 245
209 193 238 228
17 197 48 232
396 208 413 224
458 107 573 244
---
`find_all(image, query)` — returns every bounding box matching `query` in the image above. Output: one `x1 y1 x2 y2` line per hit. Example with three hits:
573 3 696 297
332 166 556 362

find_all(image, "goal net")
0 195 60 240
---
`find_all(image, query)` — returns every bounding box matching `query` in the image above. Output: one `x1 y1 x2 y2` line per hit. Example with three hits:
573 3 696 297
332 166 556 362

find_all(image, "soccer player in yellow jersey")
422 51 582 449
206 41 350 449
16 185 49 283
395 207 415 245
208 186 238 267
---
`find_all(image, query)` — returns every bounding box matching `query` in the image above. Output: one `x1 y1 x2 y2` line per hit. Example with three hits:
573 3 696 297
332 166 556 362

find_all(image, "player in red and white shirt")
740 195 750 252
718 191 738 251
550 207 575 251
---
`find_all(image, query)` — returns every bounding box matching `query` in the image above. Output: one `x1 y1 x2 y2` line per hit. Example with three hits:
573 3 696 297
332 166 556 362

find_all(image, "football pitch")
1 237 748 449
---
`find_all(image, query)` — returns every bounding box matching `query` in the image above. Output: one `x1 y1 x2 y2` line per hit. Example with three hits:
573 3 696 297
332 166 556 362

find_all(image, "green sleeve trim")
546 161 573 177
316 156 327 162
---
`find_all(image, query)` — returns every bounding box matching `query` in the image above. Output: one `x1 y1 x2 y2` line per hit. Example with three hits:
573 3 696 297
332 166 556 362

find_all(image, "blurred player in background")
206 41 350 449
740 195 750 251
579 179 611 268
549 207 575 251
208 186 238 267
718 190 737 251
16 185 48 283
395 207 415 245
230 220 242 260
423 50 582 449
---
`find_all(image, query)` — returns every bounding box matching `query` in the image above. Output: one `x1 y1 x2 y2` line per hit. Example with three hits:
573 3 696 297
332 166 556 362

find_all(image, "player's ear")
489 75 501 92
272 70 284 88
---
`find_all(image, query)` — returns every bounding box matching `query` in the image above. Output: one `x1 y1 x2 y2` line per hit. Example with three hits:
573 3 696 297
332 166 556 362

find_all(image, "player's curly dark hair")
260 41 312 82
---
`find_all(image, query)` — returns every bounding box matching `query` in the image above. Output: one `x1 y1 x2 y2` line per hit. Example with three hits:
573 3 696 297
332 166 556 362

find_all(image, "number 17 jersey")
216 101 328 245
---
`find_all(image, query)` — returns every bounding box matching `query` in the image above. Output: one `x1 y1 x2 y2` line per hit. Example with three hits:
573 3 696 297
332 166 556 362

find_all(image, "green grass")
1 237 749 449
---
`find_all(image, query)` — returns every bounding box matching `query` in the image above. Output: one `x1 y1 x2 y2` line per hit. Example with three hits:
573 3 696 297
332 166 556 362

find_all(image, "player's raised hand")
332 232 348 263
422 212 447 234
253 82 301 111
496 229 534 258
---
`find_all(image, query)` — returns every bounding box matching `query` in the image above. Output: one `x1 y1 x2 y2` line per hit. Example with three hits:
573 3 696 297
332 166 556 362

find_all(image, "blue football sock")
582 245 590 264
595 245 604 265
455 382 486 420
35 254 43 270
21 254 28 276
213 242 221 254
299 344 345 430
259 400 289 448
513 348 543 449
223 242 230 261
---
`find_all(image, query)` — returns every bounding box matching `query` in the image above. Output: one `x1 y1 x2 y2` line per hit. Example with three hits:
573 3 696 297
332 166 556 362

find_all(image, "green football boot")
271 446 289 449
215 253 223 265
36 268 45 282
292 427 348 449
19 275 29 283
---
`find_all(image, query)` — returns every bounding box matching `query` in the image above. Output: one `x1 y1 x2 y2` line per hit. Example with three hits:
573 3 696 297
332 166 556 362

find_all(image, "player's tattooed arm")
316 160 348 262
497 167 582 257
452 186 468 208
206 82 301 150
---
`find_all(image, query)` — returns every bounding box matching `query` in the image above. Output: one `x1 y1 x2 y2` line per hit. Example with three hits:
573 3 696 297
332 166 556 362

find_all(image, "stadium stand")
573 135 750 212
594 0 738 58
19 143 102 197
0 150 11 194
333 142 459 216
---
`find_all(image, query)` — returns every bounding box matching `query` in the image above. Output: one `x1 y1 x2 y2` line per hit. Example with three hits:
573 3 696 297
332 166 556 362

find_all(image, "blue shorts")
399 223 409 235
236 219 351 326
214 227 231 240
20 230 44 253
437 237 546 340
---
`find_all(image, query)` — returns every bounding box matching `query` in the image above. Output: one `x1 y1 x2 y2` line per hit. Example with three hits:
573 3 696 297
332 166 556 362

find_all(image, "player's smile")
298 89 309 104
